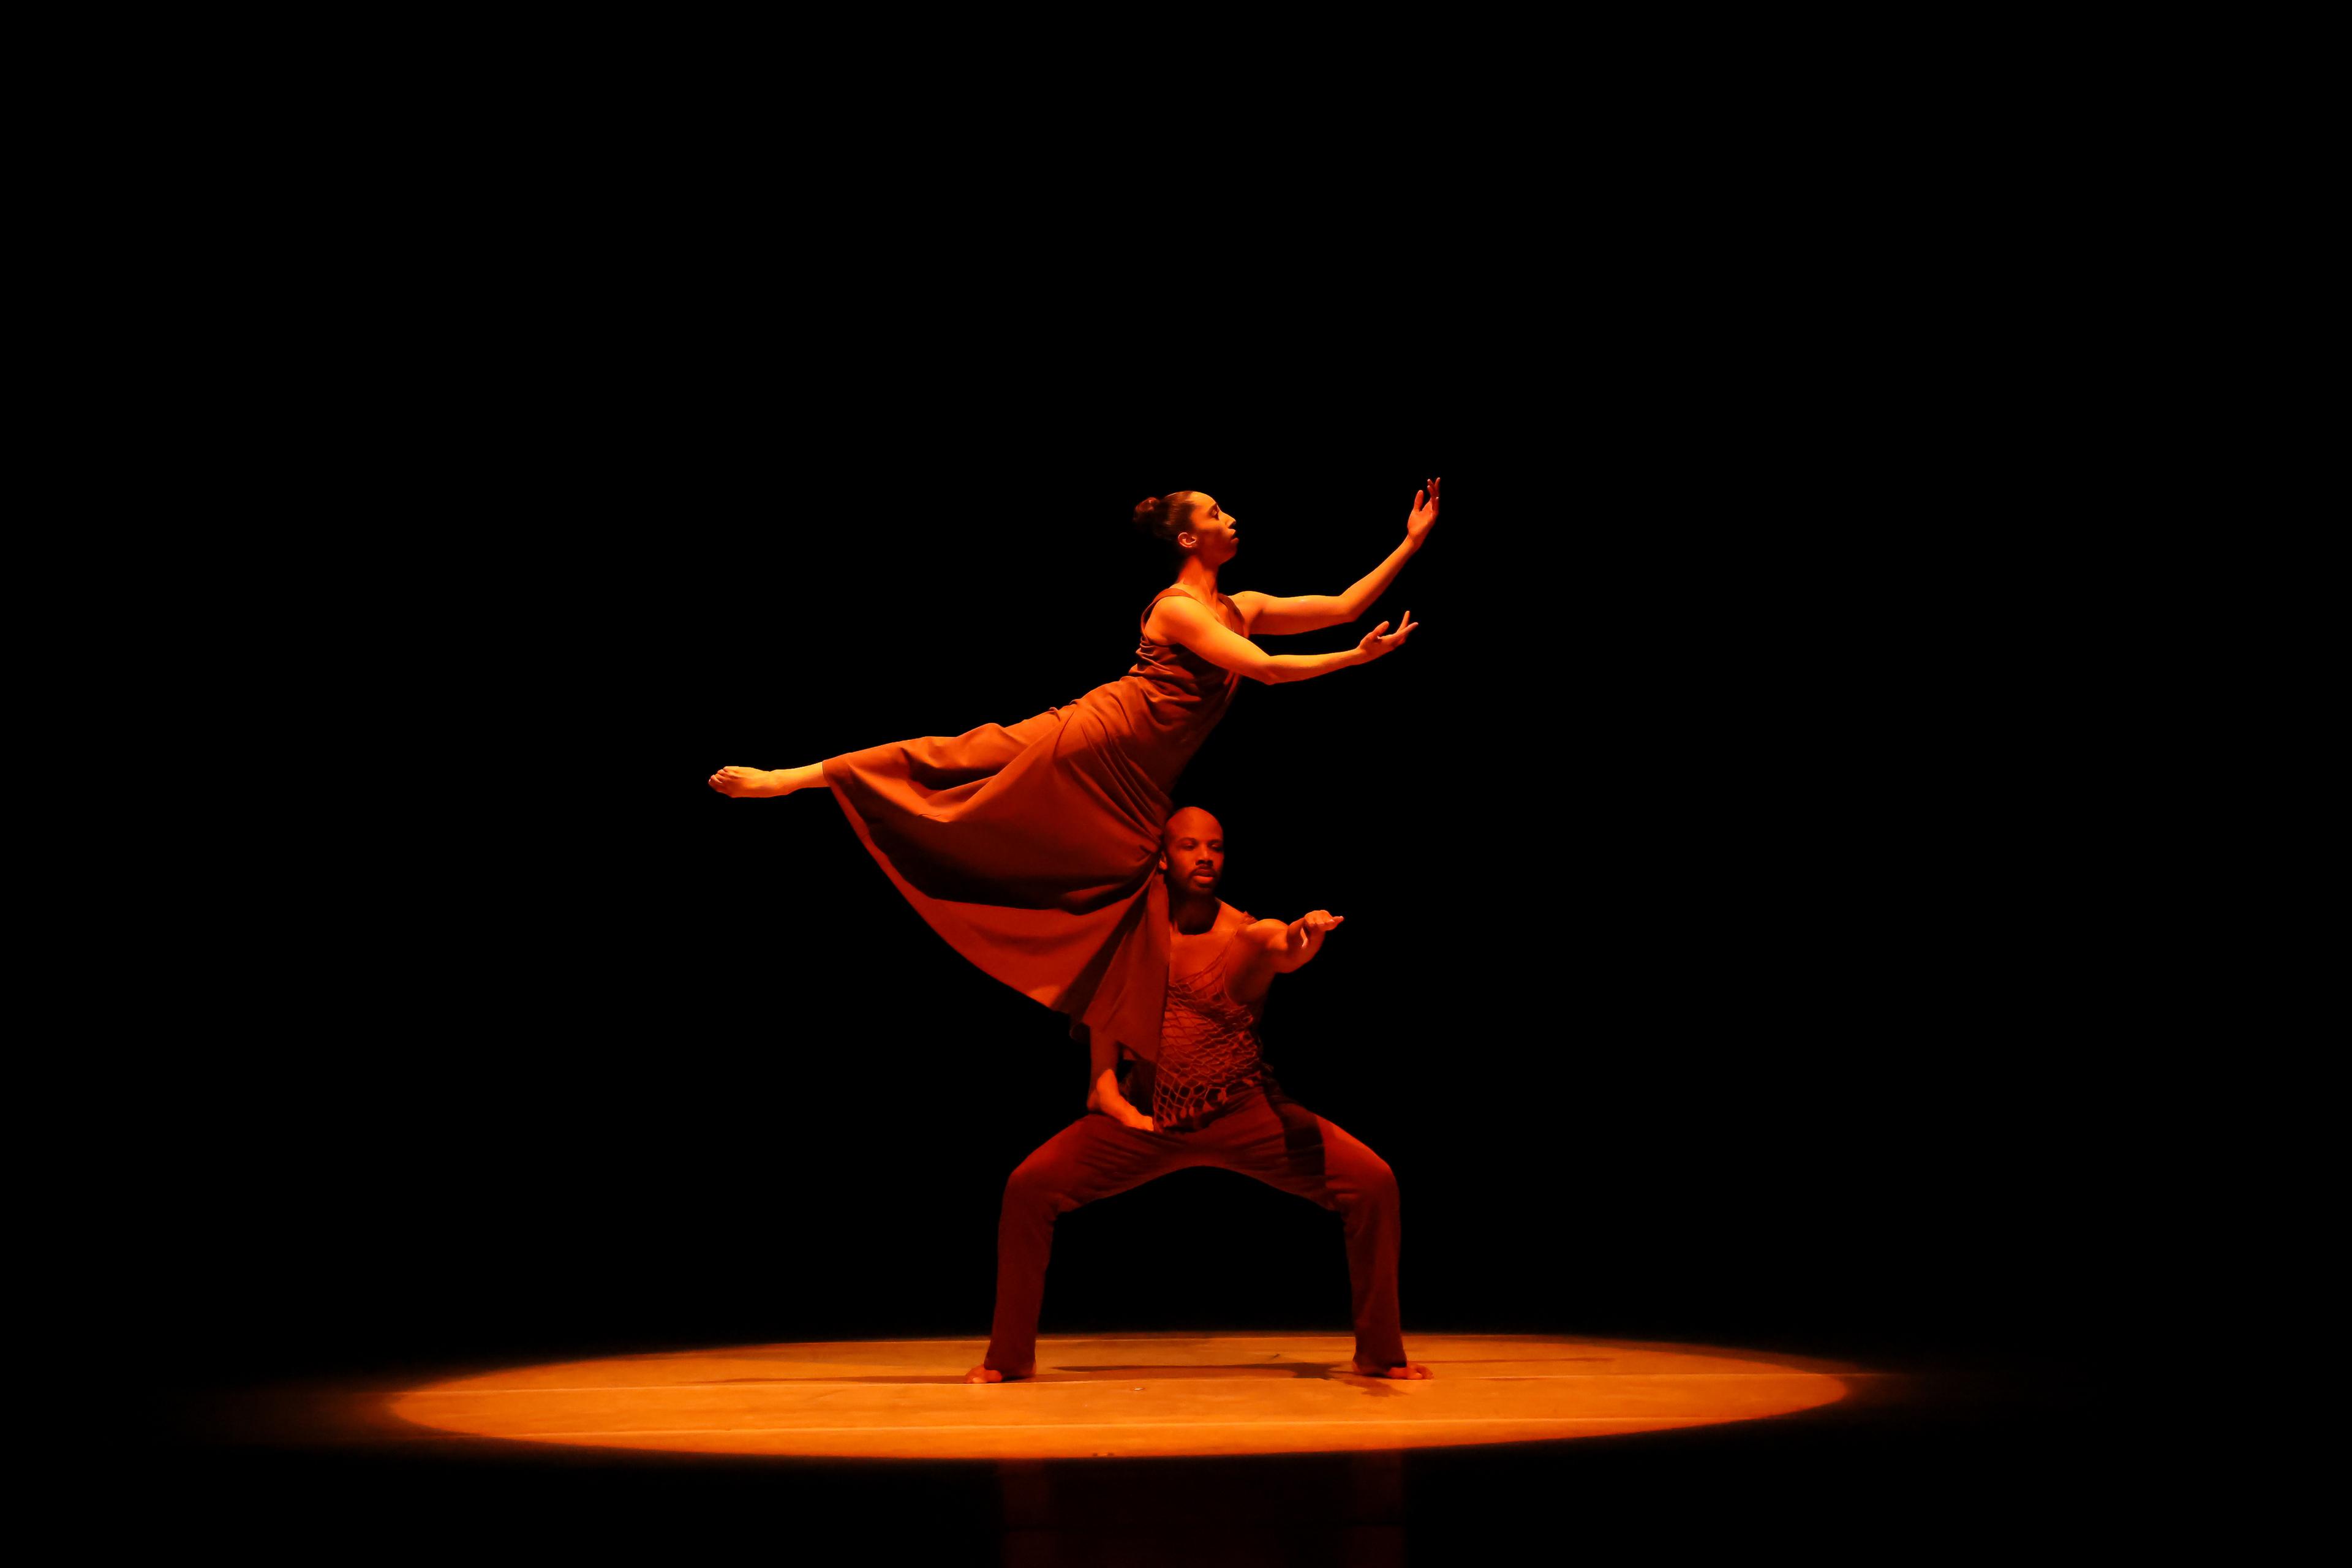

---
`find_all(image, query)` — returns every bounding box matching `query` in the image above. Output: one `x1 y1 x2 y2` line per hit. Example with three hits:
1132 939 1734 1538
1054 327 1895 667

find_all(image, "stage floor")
383 1332 1849 1460
165 1336 2112 1556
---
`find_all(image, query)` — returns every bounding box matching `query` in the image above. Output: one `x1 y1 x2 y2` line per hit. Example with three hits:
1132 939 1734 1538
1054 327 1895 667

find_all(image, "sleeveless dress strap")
1140 584 1226 636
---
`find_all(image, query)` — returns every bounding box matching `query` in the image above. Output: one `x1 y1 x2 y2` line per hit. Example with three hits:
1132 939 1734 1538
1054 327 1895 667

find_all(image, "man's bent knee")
1003 1158 1074 1216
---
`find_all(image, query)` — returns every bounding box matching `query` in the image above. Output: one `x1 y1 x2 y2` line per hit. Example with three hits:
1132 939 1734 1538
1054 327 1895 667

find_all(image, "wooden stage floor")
164 1333 2104 1558
380 1332 1849 1460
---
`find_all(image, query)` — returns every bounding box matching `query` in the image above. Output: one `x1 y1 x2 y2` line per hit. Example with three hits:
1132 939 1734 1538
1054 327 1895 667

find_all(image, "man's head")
1160 806 1226 898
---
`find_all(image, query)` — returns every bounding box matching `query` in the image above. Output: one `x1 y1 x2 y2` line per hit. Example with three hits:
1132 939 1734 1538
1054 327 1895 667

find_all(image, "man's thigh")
1201 1089 1388 1207
1011 1111 1182 1209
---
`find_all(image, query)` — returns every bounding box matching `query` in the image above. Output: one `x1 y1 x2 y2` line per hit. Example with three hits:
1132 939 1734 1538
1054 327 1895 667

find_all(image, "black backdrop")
158 350 2117 1397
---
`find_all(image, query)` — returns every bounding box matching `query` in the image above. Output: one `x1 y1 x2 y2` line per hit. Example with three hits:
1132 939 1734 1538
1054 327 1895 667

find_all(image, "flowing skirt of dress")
821 606 1240 1063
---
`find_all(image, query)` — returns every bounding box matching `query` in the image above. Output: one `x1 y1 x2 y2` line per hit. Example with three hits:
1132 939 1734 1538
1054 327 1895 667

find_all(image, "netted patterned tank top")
1152 940 1268 1128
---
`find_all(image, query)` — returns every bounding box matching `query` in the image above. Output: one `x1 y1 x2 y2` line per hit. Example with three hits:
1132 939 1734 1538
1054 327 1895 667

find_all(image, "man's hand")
1087 1076 1157 1133
1404 476 1441 543
1278 910 1345 970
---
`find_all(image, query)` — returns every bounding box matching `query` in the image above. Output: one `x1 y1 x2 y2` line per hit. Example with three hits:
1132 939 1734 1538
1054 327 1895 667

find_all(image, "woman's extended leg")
707 763 826 797
708 707 1065 799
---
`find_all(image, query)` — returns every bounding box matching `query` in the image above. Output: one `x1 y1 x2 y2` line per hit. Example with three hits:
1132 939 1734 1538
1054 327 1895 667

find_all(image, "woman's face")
1179 493 1240 564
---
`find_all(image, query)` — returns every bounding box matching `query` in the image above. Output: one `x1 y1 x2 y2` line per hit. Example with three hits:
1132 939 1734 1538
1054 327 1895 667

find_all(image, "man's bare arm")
1230 910 1346 1003
1270 910 1345 973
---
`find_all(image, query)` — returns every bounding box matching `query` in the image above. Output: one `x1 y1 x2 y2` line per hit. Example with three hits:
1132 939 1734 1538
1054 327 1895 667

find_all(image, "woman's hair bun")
1132 496 1171 537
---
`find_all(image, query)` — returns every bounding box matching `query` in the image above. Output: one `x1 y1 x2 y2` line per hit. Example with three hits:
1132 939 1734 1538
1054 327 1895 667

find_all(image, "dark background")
154 342 2120 1398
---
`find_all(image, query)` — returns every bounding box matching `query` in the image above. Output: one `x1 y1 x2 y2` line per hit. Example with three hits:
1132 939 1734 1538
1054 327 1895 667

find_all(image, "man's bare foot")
707 765 810 798
964 1364 1033 1383
1351 1360 1434 1379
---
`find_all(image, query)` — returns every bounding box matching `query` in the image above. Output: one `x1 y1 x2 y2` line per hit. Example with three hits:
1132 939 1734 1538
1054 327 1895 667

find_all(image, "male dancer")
966 806 1431 1383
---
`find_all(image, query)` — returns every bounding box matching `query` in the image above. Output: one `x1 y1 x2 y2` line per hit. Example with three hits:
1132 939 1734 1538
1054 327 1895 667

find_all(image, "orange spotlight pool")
390 1333 1849 1460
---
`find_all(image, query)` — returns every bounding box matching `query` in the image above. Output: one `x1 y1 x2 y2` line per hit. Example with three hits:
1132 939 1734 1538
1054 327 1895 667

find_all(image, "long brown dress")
821 585 1242 1063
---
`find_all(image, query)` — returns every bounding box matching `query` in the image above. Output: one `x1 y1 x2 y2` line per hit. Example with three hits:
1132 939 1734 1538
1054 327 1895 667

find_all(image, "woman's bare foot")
707 765 821 797
964 1364 1033 1383
1351 1360 1434 1379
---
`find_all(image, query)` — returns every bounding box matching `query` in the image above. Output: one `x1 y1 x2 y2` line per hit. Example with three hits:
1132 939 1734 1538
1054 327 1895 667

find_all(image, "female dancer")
706 480 1441 1066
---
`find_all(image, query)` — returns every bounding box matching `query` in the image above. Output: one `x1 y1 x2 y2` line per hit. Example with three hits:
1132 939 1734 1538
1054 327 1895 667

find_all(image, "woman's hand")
1404 476 1441 542
1355 611 1420 663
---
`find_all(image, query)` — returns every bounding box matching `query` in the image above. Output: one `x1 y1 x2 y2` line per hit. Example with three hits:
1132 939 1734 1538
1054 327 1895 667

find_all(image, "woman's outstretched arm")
1234 478 1441 636
1153 595 1419 686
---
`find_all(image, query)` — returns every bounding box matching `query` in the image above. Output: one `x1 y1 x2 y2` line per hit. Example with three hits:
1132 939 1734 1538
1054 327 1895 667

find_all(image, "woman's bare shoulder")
1145 587 1238 639
1141 590 1195 644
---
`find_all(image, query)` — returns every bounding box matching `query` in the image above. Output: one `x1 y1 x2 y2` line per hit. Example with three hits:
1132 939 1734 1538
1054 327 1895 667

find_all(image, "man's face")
1161 809 1226 897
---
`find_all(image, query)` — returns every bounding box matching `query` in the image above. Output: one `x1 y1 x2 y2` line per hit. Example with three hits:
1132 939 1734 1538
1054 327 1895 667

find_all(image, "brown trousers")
984 1085 1406 1373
